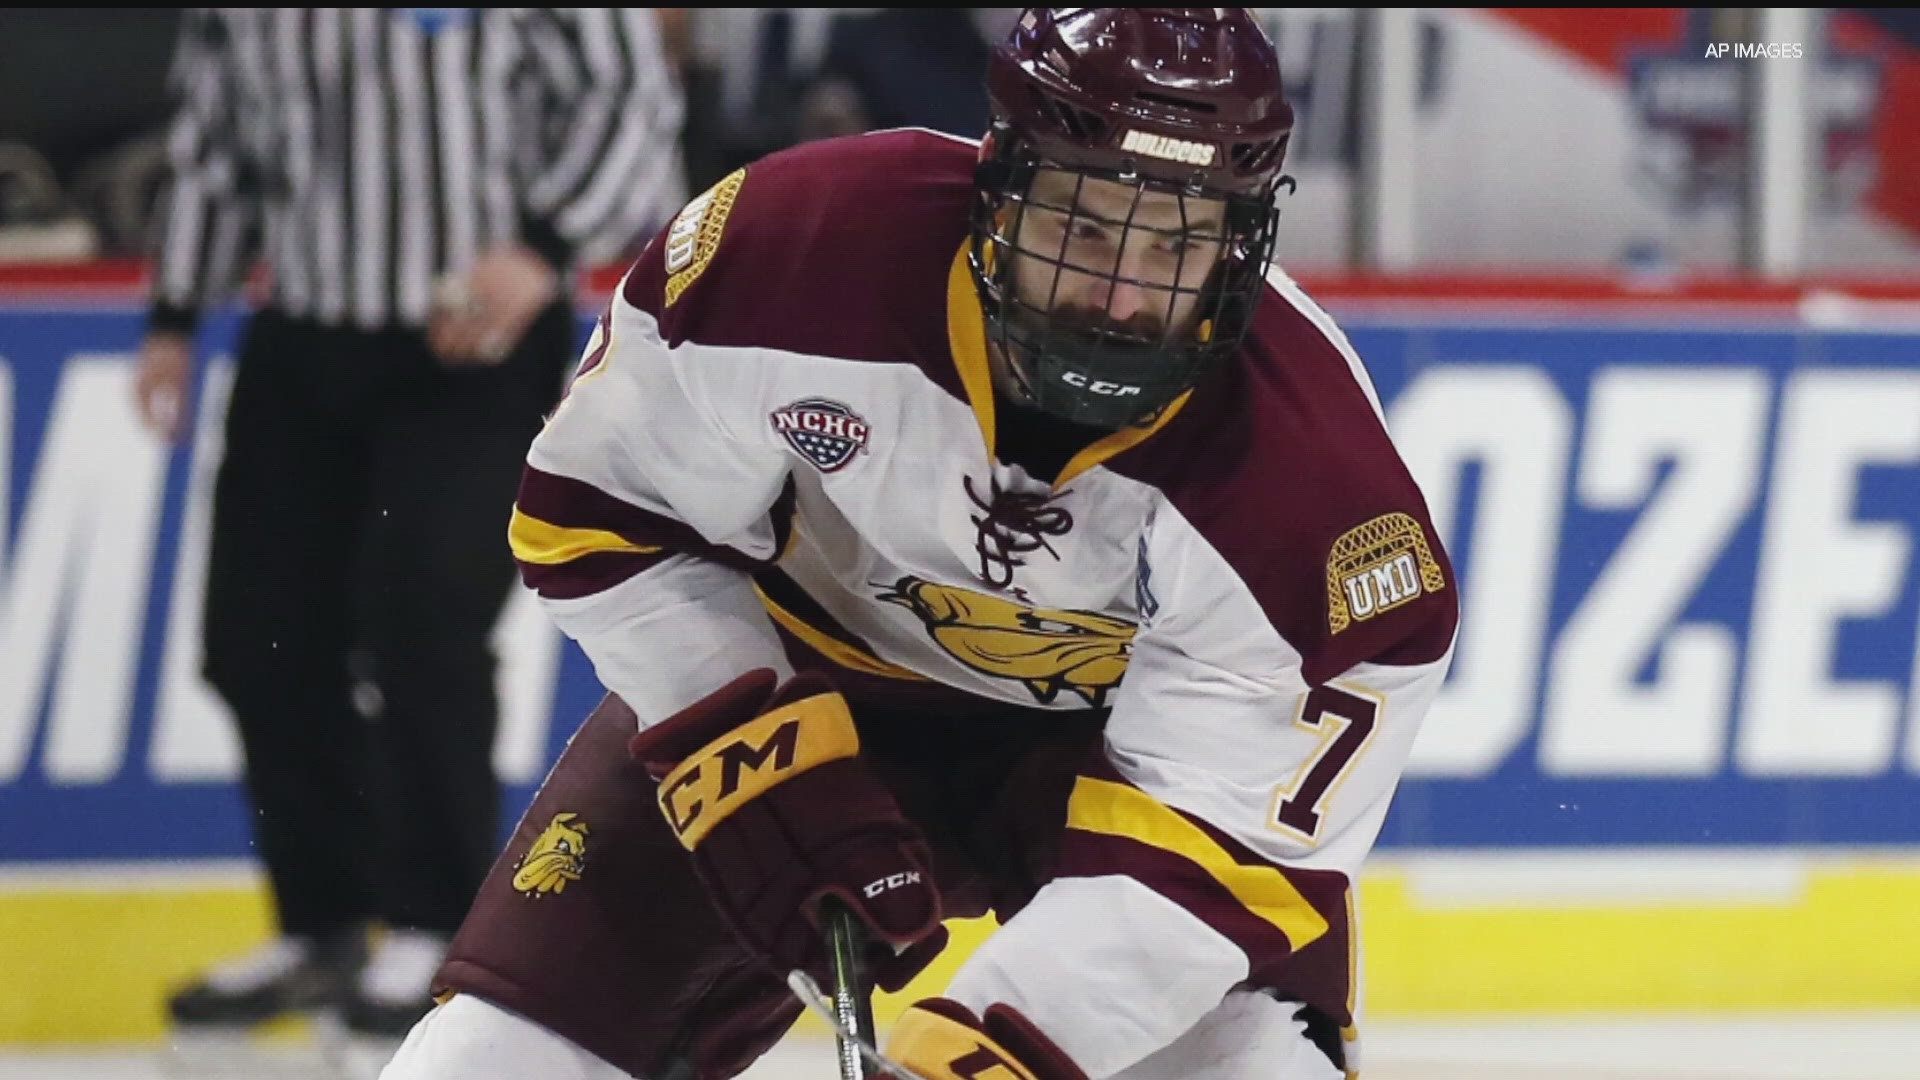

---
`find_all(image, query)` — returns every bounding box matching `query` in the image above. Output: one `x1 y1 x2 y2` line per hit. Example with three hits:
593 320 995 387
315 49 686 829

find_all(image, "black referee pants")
202 303 575 936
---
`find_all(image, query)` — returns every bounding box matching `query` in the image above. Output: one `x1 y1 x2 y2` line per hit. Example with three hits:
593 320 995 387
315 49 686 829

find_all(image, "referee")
134 9 684 1039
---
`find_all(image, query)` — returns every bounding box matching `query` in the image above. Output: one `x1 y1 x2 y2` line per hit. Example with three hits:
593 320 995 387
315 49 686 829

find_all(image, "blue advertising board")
3 303 1917 860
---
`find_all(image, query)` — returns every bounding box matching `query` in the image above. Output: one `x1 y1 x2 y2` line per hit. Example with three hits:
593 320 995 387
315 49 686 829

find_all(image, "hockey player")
383 8 1457 1080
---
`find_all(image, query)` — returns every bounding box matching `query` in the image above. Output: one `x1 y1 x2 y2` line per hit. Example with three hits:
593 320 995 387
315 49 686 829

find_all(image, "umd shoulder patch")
1327 513 1446 634
664 168 746 307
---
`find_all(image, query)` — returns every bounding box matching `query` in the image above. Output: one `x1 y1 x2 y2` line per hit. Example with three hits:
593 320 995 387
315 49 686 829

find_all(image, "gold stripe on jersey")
1346 887 1361 1018
1343 888 1361 1078
1055 386 1193 486
1067 777 1331 948
943 245 1197 489
751 582 931 682
507 506 663 565
946 243 999 458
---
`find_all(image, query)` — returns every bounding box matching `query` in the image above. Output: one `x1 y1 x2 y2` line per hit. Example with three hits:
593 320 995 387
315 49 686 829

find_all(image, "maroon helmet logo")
770 398 871 473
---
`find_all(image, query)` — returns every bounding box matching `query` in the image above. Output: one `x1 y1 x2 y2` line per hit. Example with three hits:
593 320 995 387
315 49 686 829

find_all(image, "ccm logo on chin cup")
1061 371 1142 396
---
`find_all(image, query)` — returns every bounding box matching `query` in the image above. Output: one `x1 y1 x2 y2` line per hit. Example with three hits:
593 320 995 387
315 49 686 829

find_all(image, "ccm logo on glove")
630 669 946 989
653 695 858 850
863 871 923 899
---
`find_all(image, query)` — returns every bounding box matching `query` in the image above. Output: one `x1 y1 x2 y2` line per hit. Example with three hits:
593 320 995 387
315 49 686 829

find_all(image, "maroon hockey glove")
629 669 945 989
886 998 1089 1080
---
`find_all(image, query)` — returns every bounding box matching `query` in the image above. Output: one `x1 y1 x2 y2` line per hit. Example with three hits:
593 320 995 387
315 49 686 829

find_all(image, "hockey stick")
823 897 878 1080
785 897 933 1080
786 968 931 1080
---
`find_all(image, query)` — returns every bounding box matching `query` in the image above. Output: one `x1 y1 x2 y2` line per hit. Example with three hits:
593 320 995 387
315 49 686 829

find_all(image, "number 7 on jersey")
1272 684 1381 841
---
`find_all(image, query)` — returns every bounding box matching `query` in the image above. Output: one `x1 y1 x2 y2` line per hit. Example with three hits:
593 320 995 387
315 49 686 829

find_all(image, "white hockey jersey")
509 129 1458 1077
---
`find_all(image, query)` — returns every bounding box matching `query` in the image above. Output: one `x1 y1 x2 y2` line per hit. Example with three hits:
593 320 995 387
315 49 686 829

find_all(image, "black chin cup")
998 306 1197 430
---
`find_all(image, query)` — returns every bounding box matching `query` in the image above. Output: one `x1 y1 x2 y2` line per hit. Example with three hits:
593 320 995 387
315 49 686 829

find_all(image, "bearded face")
1003 168 1229 350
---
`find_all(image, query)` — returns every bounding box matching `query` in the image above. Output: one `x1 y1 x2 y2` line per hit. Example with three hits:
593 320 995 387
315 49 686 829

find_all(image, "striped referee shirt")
150 8 684 334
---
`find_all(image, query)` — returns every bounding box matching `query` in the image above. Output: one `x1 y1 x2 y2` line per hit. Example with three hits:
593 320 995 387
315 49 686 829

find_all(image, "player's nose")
1100 277 1148 323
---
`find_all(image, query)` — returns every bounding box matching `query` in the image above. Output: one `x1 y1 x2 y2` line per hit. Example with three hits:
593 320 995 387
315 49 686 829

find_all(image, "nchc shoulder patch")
510 812 590 897
1326 513 1447 634
770 397 872 473
664 168 746 307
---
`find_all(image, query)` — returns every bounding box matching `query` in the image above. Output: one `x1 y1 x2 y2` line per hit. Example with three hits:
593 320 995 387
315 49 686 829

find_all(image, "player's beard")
998 300 1204 430
1042 302 1175 346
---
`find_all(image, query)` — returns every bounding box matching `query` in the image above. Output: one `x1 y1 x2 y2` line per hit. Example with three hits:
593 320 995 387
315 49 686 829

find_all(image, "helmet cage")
969 125 1281 430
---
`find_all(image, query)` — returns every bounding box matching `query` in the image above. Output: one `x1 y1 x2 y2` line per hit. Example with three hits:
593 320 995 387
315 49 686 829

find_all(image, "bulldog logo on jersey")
510 812 589 897
878 576 1135 708
1326 513 1447 634
771 398 872 473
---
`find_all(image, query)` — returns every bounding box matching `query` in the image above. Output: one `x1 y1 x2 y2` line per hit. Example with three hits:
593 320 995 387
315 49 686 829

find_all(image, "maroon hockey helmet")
970 8 1295 430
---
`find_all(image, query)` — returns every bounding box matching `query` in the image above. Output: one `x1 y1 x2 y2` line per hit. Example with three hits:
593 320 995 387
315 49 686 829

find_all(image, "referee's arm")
149 9 261 337
518 8 687 270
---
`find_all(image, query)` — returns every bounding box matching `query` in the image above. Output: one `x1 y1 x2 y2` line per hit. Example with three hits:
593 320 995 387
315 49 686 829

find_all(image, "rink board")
4 853 1919 1044
2 293 1918 1041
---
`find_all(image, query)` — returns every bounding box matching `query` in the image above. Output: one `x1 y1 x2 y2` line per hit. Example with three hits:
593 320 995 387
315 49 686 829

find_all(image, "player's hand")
135 331 195 445
886 998 1088 1080
629 669 947 988
428 241 559 368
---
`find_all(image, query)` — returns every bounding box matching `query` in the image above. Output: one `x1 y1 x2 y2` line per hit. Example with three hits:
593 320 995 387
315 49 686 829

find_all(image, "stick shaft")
824 898 876 1080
